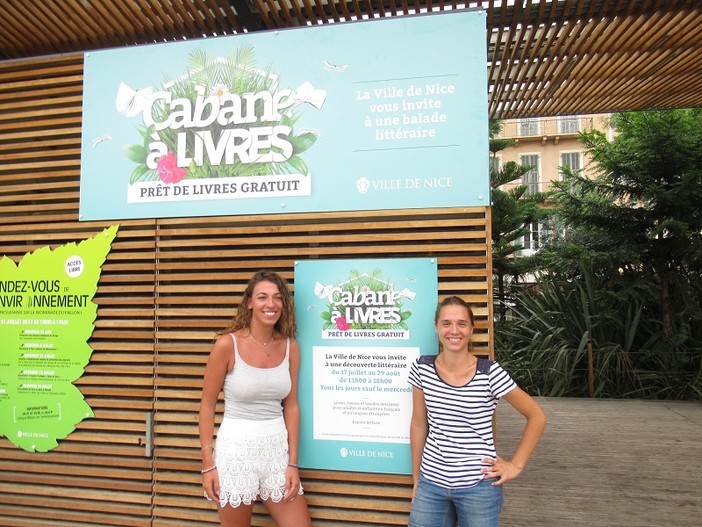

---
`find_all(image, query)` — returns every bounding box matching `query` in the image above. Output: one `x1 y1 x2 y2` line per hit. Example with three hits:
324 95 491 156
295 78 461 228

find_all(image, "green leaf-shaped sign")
0 225 118 452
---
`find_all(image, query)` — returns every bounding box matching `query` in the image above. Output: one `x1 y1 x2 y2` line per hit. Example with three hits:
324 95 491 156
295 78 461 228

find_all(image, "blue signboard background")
295 258 438 474
80 10 489 220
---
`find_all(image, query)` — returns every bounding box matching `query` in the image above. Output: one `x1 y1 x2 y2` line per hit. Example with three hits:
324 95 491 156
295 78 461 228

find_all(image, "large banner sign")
80 10 489 220
295 258 437 474
0 226 118 451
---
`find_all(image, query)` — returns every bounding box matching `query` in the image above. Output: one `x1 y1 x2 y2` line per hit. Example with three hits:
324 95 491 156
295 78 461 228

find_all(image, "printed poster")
0 226 118 452
80 10 489 220
295 258 437 474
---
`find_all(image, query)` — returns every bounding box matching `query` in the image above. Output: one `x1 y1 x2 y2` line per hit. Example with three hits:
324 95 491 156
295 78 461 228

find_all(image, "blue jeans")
409 474 503 527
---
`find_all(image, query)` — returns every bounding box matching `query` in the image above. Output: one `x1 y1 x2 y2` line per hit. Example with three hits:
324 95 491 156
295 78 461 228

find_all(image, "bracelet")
201 465 217 474
288 463 299 468
201 444 213 451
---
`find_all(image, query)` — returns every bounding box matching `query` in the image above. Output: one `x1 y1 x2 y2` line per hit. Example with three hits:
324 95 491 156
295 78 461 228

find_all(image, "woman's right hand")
202 468 220 502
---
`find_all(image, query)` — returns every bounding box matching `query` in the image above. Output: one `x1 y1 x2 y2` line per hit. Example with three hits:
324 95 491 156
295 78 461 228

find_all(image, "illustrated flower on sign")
336 316 351 331
157 152 186 183
211 83 229 99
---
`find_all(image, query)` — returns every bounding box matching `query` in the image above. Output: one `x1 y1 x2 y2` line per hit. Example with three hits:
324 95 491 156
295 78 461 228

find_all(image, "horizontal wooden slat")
1 2 702 119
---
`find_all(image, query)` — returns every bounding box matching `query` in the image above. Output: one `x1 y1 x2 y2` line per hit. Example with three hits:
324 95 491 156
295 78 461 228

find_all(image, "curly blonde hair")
217 270 296 339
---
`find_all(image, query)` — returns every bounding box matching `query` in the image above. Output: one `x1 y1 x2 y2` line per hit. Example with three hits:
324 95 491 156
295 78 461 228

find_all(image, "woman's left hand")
480 456 523 486
283 465 300 501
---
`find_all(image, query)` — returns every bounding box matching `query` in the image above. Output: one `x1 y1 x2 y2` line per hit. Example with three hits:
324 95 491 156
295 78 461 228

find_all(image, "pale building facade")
494 114 613 252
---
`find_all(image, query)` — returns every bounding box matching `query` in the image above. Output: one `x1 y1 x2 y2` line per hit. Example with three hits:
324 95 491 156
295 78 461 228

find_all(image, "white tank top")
222 333 291 421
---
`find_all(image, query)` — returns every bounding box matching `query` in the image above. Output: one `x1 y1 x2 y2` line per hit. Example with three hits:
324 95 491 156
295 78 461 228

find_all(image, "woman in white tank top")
198 271 312 527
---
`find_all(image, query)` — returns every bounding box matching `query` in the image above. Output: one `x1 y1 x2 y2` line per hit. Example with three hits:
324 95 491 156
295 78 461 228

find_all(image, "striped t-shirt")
408 355 516 488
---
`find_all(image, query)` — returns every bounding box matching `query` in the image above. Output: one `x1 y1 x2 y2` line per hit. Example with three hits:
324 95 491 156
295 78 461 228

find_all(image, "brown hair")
434 296 475 325
217 270 296 339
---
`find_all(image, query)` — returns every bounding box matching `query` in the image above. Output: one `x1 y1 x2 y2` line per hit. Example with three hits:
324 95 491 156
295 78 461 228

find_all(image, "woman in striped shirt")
408 296 546 527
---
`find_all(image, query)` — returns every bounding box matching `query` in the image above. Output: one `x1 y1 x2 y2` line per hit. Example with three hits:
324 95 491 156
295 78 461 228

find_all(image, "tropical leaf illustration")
320 270 413 331
124 45 316 183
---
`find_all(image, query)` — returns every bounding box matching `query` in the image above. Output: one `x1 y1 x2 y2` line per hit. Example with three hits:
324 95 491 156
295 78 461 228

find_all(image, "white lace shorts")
211 416 304 507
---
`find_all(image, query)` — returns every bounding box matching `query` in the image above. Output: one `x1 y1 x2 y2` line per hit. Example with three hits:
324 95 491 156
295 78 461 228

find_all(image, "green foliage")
489 119 554 320
496 270 652 397
549 109 702 271
497 268 702 399
497 110 702 399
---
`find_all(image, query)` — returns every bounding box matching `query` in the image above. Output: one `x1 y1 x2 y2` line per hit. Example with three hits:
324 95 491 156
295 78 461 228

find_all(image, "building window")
519 117 540 136
560 151 582 176
523 217 555 252
520 154 540 195
559 115 580 134
520 153 541 251
523 222 541 251
489 154 501 175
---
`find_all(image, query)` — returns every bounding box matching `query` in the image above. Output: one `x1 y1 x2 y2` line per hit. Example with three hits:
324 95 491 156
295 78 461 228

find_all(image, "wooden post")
587 341 594 397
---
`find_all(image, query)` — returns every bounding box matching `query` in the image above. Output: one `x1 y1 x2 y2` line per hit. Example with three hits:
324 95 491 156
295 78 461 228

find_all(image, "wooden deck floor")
495 397 702 527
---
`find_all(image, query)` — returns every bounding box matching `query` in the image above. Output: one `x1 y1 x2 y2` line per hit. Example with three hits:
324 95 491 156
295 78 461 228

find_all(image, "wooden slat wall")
150 209 493 526
0 53 494 527
0 54 157 527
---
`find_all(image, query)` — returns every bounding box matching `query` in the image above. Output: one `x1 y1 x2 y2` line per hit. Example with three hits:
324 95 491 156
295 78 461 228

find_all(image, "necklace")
248 331 274 355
